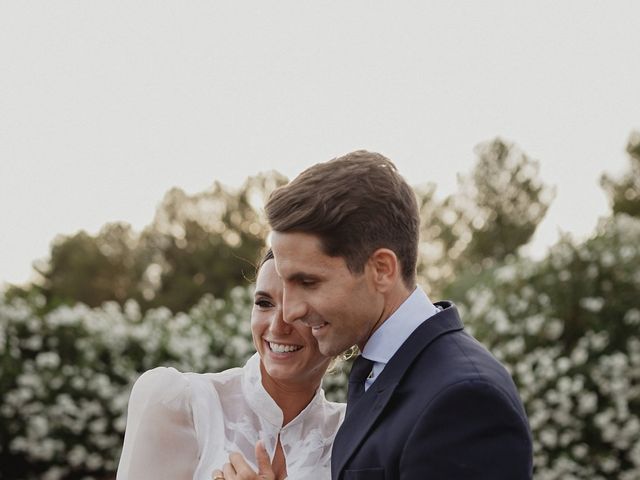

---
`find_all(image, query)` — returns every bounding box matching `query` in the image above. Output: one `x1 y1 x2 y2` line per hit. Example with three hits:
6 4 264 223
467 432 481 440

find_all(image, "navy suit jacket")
331 302 533 480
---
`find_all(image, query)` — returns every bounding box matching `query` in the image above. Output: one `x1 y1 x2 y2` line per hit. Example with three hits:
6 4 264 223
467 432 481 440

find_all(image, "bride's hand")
217 441 275 480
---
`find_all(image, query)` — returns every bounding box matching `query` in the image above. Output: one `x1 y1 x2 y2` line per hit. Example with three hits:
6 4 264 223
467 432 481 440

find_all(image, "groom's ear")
367 248 400 293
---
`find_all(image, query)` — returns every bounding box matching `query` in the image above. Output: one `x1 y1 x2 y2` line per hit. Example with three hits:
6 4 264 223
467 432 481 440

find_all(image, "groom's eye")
299 278 317 287
288 273 320 288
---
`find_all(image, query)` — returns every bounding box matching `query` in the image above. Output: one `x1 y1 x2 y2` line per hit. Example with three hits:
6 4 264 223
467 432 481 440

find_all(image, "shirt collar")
361 287 439 365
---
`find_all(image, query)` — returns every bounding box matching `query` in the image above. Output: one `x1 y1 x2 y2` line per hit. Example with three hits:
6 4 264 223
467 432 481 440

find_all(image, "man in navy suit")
265 150 533 479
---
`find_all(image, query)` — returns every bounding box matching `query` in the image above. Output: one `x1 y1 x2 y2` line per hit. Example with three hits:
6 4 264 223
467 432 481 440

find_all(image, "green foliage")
461 138 555 265
33 224 146 310
12 139 552 313
141 172 286 312
601 131 640 218
417 137 554 296
20 172 287 314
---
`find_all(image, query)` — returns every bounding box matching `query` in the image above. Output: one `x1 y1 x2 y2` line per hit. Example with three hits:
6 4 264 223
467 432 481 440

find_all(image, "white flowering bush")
457 214 640 479
0 288 257 480
3 214 637 479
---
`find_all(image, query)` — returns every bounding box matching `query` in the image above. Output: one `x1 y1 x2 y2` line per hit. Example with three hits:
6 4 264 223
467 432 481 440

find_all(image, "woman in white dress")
116 250 345 480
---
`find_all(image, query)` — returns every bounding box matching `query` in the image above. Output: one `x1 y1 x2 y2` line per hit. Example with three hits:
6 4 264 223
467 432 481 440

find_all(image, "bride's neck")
260 366 321 425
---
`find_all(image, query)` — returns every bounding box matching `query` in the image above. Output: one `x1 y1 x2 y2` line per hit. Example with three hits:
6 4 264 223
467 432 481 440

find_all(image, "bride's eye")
255 298 274 309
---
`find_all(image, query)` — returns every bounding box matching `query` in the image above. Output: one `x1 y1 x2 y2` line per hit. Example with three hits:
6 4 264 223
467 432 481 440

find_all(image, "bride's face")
251 259 331 386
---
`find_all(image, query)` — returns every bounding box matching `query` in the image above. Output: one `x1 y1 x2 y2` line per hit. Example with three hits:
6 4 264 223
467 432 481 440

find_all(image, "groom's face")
271 231 384 356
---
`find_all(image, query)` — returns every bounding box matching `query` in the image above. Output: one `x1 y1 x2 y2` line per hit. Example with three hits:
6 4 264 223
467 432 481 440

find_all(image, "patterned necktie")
346 355 374 414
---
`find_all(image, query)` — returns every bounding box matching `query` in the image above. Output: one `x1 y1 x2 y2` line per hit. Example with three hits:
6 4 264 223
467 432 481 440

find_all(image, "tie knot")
349 355 374 384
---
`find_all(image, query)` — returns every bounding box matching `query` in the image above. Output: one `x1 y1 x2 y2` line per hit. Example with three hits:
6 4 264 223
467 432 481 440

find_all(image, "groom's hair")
265 150 419 287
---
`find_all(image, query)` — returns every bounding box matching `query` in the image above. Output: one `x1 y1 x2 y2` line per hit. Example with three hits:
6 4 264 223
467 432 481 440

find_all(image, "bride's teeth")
269 342 302 353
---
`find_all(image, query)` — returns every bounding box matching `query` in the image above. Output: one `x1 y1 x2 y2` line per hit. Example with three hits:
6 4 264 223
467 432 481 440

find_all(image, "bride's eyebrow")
254 290 273 298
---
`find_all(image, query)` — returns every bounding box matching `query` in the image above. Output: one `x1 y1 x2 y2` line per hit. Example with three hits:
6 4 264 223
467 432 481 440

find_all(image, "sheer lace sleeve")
116 367 199 480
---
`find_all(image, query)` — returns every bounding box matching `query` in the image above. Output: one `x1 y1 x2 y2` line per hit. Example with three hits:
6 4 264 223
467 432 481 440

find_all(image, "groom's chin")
316 338 344 358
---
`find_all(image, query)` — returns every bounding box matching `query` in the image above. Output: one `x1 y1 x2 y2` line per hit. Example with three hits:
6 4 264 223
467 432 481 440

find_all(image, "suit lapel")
331 303 463 477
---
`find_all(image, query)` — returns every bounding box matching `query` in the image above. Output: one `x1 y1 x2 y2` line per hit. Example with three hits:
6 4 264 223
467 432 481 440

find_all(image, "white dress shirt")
361 287 439 390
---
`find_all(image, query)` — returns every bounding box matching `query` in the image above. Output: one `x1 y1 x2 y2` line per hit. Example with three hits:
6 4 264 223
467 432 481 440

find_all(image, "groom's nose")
269 307 292 335
282 289 307 325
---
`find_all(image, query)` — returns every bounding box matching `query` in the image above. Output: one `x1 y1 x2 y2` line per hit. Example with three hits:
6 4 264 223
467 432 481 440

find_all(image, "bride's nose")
269 307 292 335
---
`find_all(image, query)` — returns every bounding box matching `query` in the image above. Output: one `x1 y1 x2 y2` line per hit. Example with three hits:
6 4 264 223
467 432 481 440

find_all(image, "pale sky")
1 2 639 287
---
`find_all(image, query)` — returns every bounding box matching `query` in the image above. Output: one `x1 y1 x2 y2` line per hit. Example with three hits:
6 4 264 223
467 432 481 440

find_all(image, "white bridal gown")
116 353 345 480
